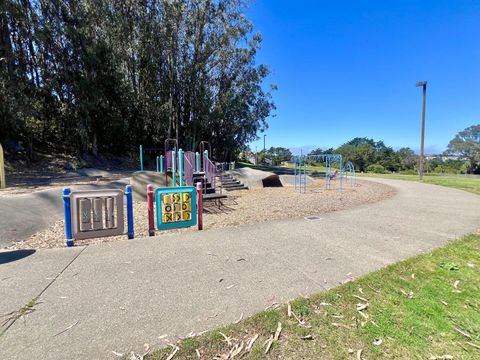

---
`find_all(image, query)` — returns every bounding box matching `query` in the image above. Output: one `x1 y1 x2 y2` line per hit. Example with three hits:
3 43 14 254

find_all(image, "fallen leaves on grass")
219 332 233 346
454 327 472 339
331 322 351 330
400 289 414 298
429 355 453 360
274 322 282 341
466 342 480 350
264 335 274 354
300 334 314 340
353 294 368 302
245 334 259 351
356 303 368 311
356 349 363 360
263 322 283 355
228 342 244 358
373 338 383 346
165 344 179 360
453 280 460 289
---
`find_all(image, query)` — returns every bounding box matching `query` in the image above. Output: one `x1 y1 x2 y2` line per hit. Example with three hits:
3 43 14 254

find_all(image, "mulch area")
6 179 396 250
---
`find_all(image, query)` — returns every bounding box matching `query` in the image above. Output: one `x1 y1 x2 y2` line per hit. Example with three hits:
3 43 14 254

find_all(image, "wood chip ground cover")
6 179 395 249
135 234 480 360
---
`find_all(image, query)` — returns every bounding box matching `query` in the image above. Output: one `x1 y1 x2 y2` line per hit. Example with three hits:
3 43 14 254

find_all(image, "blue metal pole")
195 152 200 172
294 159 297 191
62 188 74 247
339 156 343 193
125 185 134 239
326 157 330 190
156 156 159 172
172 149 176 186
140 145 143 171
179 149 184 186
160 155 164 173
304 159 307 193
203 150 208 173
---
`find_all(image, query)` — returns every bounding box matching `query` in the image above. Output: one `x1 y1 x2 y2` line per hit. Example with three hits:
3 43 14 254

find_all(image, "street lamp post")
416 81 427 181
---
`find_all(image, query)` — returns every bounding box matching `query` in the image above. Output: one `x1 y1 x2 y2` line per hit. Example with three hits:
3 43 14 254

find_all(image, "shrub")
399 169 417 175
367 164 387 173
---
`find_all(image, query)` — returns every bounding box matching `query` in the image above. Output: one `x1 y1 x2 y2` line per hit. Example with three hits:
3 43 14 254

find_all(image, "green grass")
143 234 480 360
358 173 480 196
240 161 480 195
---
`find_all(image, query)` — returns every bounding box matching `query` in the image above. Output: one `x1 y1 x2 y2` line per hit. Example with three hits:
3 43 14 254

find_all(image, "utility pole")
416 81 427 181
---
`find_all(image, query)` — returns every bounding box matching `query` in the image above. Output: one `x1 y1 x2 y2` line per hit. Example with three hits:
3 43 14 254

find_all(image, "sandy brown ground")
7 179 395 250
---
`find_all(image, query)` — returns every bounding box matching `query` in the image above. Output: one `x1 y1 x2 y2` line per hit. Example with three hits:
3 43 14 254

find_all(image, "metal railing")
183 151 196 186
203 153 216 192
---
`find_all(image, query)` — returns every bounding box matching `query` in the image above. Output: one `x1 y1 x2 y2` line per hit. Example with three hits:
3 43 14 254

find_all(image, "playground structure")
139 140 217 195
293 154 356 193
63 185 134 247
0 143 5 189
343 160 356 188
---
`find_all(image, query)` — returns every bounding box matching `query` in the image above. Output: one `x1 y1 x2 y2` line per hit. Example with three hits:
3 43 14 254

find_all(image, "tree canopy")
0 0 275 160
446 124 480 173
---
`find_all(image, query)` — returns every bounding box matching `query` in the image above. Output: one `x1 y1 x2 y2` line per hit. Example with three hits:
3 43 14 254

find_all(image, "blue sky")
247 0 480 155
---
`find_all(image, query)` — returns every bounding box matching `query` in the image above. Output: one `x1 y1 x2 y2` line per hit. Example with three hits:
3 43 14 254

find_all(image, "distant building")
425 154 466 161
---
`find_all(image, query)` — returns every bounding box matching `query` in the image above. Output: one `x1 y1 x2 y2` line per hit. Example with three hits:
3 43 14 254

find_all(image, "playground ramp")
226 167 315 188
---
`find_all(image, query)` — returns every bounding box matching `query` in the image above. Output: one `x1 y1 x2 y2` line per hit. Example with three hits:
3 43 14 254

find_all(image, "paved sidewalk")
1 178 479 360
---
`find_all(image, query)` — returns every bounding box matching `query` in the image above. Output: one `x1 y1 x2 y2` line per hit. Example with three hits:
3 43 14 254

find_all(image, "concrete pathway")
0 180 129 247
1 178 479 360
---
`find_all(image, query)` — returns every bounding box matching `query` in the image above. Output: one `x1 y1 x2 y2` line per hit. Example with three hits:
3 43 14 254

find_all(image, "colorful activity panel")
155 186 197 230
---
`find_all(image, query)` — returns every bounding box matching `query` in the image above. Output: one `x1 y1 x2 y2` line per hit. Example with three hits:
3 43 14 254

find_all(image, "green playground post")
195 152 200 172
179 149 184 186
160 155 164 173
172 149 177 186
139 145 143 171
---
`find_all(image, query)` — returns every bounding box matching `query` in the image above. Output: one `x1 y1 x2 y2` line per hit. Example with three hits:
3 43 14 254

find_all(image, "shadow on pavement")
0 249 36 265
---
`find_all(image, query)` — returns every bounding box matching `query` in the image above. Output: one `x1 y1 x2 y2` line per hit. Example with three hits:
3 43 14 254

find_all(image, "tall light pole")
416 81 427 181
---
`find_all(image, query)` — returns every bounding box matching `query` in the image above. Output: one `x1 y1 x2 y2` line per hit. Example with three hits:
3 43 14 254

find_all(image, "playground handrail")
183 151 196 186
203 154 216 192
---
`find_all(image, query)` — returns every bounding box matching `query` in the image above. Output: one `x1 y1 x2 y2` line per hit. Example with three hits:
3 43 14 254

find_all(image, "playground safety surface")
7 179 395 250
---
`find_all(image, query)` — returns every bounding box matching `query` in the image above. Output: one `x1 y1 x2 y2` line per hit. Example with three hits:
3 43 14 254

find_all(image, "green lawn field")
144 234 480 360
358 173 480 196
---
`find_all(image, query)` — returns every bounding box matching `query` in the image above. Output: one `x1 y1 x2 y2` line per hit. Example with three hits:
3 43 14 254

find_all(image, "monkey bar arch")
343 160 356 188
292 154 343 193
